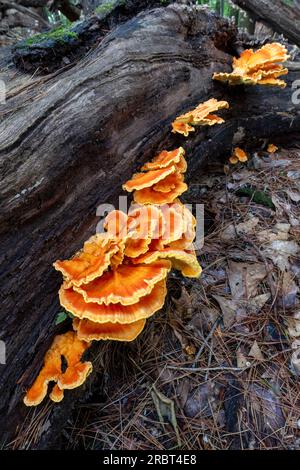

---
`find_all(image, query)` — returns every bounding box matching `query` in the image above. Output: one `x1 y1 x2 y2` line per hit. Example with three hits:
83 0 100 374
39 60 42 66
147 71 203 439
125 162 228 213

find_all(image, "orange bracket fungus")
213 43 289 88
229 147 248 165
24 331 92 406
24 144 201 406
22 40 289 407
123 147 188 205
267 143 279 154
171 98 229 137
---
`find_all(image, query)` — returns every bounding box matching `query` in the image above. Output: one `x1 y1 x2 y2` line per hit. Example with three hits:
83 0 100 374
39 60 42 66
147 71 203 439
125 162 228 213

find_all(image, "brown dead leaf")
220 217 260 243
188 307 219 337
236 347 249 368
184 382 217 419
246 293 271 315
291 346 300 377
271 196 299 227
249 340 264 361
170 318 189 351
286 190 300 203
151 386 181 447
227 261 267 300
176 379 191 409
257 223 290 243
172 286 193 321
248 384 285 433
287 311 300 338
263 239 299 271
278 271 299 309
213 295 238 328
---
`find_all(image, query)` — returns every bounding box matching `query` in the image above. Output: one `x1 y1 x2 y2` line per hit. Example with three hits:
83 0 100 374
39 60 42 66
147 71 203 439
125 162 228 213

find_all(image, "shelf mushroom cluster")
213 43 290 88
24 148 201 406
23 42 289 407
171 98 229 137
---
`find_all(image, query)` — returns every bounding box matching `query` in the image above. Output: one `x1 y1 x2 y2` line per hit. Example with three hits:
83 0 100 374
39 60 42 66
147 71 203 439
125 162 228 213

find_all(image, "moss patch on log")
95 0 126 16
20 26 78 48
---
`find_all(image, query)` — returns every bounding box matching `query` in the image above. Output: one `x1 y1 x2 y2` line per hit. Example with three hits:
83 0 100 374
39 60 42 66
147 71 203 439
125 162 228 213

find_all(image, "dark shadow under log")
0 3 299 449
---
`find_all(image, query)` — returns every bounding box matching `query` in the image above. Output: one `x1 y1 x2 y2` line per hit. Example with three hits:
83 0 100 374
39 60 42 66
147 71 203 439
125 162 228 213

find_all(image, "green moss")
95 0 126 15
22 26 78 47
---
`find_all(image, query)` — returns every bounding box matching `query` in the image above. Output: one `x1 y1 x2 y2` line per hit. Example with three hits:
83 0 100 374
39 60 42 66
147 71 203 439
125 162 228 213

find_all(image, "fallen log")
12 0 175 73
0 3 300 449
232 0 300 48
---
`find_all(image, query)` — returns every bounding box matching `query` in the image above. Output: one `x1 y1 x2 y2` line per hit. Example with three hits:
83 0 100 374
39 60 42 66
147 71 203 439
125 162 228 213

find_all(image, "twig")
192 317 221 367
169 348 293 373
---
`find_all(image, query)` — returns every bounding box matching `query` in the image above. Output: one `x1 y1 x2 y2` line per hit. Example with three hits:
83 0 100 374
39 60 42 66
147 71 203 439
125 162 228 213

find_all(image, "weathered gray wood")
0 3 299 449
232 0 300 47
11 0 175 73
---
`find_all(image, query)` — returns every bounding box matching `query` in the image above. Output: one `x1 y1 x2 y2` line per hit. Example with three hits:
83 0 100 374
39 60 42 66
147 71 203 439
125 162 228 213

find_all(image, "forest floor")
14 143 300 450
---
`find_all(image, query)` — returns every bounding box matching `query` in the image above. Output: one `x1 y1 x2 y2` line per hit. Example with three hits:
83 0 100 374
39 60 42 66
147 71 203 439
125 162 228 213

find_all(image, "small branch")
168 348 293 373
192 317 221 367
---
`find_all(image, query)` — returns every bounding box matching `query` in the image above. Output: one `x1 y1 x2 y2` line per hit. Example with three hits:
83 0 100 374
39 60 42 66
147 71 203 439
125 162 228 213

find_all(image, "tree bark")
232 0 300 47
0 3 299 449
12 0 175 73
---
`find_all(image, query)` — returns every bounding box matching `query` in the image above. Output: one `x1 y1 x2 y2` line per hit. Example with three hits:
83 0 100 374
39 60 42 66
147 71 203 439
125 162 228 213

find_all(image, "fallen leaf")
248 384 285 432
227 261 267 300
263 239 299 271
246 293 271 315
184 344 196 356
287 311 300 338
151 386 181 447
286 190 300 203
257 223 290 243
249 340 264 361
291 348 300 376
188 308 219 336
220 217 260 243
213 295 238 328
172 287 193 321
278 271 299 309
287 170 300 180
272 195 299 227
184 382 217 418
170 318 190 351
176 379 191 409
236 347 249 368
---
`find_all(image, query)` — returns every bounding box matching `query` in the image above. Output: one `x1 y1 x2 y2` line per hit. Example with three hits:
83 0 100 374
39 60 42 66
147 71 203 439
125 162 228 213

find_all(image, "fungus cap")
141 147 186 172
123 166 176 192
172 98 229 136
24 332 92 406
124 205 163 257
213 43 289 88
73 318 146 342
171 122 195 137
133 180 188 205
53 235 121 287
59 280 167 324
267 143 278 153
73 260 171 306
132 248 202 278
233 43 289 74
